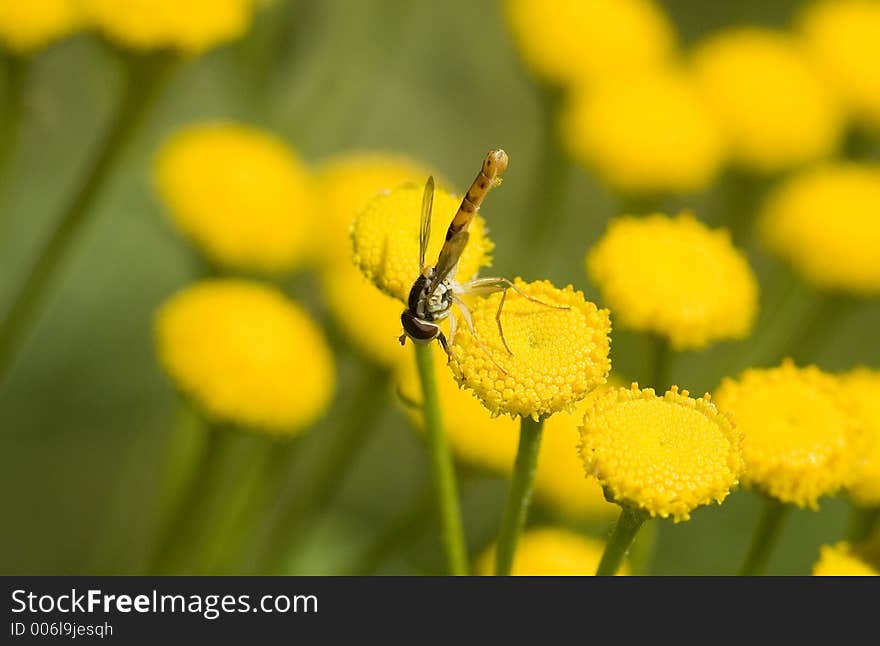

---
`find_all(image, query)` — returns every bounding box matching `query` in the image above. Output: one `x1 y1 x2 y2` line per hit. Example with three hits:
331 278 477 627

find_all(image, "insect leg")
448 310 458 347
452 297 509 376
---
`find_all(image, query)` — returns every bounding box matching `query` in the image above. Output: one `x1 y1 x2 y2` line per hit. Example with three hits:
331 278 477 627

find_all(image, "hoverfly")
399 149 565 364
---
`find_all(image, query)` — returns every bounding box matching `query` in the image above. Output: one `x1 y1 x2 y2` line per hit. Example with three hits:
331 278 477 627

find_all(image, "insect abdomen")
445 149 509 241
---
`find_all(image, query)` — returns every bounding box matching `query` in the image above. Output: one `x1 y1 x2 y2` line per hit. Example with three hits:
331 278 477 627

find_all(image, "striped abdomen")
443 149 508 242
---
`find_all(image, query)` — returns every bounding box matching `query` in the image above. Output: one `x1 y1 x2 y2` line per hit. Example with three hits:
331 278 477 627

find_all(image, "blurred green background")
1 0 877 575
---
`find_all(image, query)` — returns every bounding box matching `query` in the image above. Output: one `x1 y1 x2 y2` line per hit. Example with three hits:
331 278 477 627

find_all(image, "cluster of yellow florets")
504 0 676 87
561 71 726 194
154 122 315 273
0 0 82 53
448 279 611 421
690 27 842 173
350 183 494 303
580 384 744 522
155 279 335 434
799 0 880 129
587 212 758 350
478 527 627 576
838 368 880 507
812 542 879 576
80 0 257 53
759 164 880 295
397 344 617 518
714 360 862 509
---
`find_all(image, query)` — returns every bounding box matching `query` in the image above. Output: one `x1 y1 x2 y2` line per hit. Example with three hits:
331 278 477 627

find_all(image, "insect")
399 149 566 365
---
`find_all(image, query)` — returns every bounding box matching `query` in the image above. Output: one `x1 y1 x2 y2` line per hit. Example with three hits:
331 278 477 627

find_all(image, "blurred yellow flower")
80 0 256 53
505 0 677 87
759 164 880 295
155 279 334 434
800 0 880 129
580 384 743 522
714 361 861 509
561 70 726 194
448 279 611 421
320 262 406 367
350 183 493 302
397 344 617 518
314 152 433 268
587 213 758 350
0 0 81 54
477 527 628 575
813 542 879 576
154 122 315 273
691 27 842 173
839 368 880 507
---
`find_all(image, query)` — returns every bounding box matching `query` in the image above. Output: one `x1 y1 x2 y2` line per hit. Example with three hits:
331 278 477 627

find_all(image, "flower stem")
778 293 855 365
0 53 28 183
738 496 790 576
596 506 649 576
495 416 544 575
414 343 469 575
0 50 176 385
847 506 879 543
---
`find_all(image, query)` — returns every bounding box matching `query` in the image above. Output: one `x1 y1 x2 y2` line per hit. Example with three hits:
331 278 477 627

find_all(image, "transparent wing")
419 176 435 275
429 229 469 293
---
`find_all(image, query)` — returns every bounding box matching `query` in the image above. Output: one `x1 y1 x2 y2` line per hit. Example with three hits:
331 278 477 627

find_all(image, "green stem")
414 343 468 575
0 53 28 183
627 516 658 575
523 85 572 267
596 506 649 576
495 416 544 575
779 293 855 365
738 496 790 576
649 334 670 392
847 506 879 543
256 363 389 574
0 51 176 385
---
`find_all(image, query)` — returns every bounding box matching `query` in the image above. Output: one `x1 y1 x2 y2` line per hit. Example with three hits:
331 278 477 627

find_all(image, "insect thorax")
406 271 453 322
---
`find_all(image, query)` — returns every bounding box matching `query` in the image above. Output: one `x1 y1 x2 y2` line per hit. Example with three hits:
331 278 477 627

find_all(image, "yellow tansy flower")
505 0 677 87
397 345 617 518
813 542 879 576
350 183 493 303
800 0 880 128
714 361 861 509
320 262 406 367
759 164 880 295
314 152 433 268
478 527 628 576
561 70 726 194
691 27 842 173
0 0 81 53
80 0 256 53
839 368 880 506
154 122 315 273
587 213 758 350
155 279 334 434
580 384 743 522
448 279 611 421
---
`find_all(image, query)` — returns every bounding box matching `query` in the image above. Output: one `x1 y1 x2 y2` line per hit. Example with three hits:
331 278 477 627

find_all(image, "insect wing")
419 176 435 275
429 229 469 292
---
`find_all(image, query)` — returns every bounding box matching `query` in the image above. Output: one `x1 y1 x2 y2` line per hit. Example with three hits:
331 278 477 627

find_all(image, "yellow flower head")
800 0 880 129
448 279 611 421
759 164 880 295
80 0 256 53
155 279 335 434
397 345 617 518
813 542 879 576
587 212 758 350
505 0 677 87
714 361 862 508
350 183 493 302
691 27 842 173
154 122 315 273
314 152 433 268
320 262 407 367
0 0 81 53
478 527 628 576
839 368 880 506
561 70 726 194
580 384 744 522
